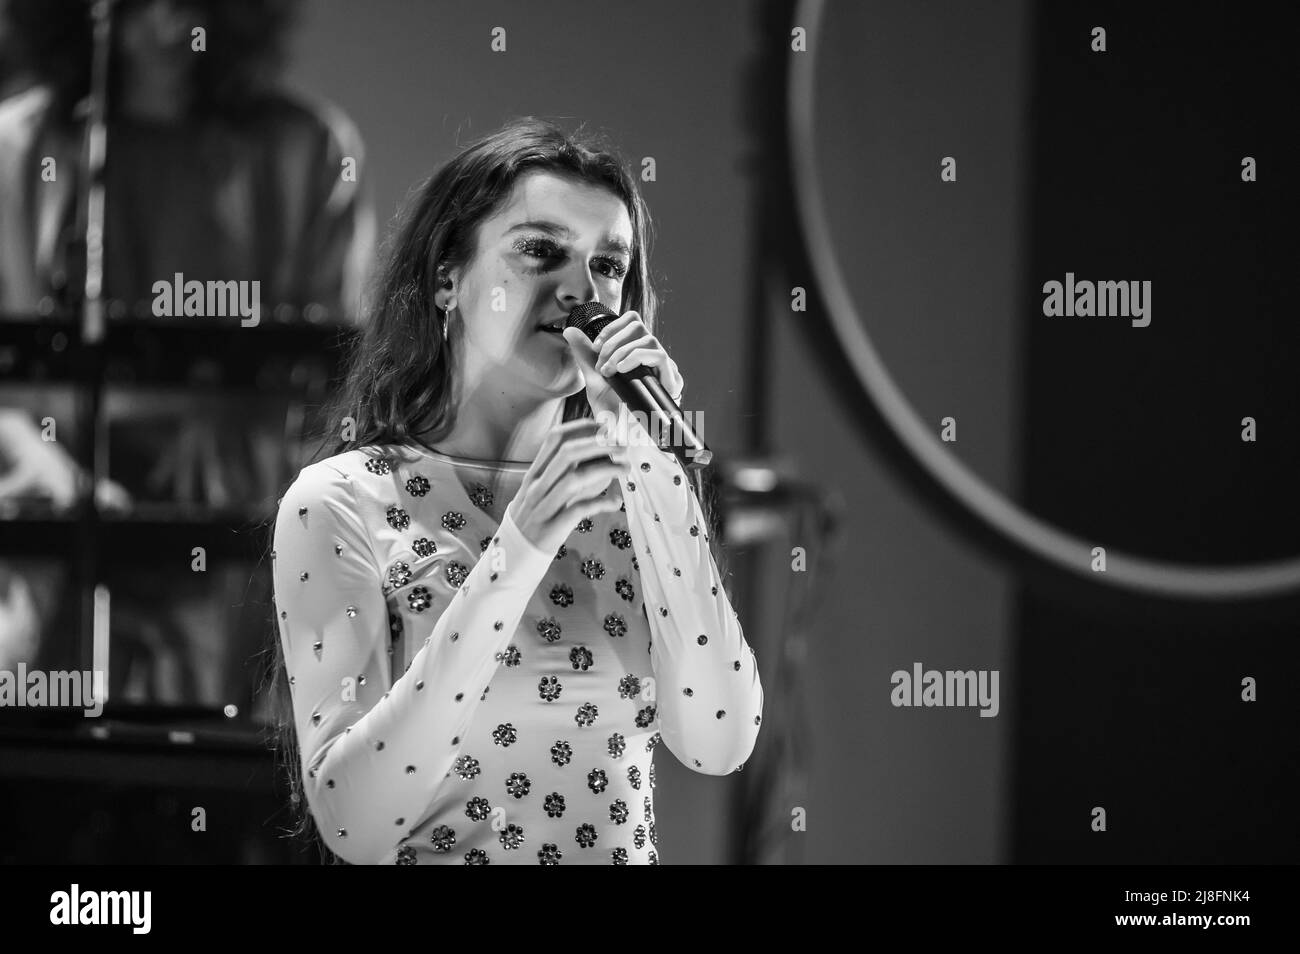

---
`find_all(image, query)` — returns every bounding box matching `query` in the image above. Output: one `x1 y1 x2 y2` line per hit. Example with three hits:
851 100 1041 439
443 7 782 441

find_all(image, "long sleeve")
617 432 764 776
271 459 555 864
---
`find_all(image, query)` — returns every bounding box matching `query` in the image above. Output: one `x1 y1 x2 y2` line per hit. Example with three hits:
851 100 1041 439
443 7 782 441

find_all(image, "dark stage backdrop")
1012 1 1300 862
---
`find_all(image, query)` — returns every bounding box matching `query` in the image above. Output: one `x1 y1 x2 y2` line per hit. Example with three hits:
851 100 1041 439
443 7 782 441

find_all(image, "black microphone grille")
564 301 617 336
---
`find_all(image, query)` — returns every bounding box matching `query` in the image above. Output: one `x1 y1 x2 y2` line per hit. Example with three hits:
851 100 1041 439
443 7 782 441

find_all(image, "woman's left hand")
562 310 685 423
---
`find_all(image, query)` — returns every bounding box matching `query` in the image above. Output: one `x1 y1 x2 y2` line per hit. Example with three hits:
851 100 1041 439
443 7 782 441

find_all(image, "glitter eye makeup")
513 236 628 280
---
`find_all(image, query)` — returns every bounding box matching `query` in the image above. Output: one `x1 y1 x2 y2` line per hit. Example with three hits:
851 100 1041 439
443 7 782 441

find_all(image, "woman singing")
269 117 763 865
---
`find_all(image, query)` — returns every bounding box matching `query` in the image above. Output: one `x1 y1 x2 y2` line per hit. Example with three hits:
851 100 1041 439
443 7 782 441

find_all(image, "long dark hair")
262 116 728 860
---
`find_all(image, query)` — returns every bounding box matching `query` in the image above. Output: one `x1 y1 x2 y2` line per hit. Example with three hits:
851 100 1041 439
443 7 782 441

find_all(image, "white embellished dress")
271 435 763 864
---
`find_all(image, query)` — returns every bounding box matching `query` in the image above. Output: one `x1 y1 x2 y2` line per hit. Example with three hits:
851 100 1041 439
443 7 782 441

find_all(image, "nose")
554 258 600 311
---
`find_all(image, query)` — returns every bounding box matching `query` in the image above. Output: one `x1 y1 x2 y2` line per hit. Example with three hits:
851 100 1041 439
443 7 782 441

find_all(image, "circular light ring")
787 0 1300 602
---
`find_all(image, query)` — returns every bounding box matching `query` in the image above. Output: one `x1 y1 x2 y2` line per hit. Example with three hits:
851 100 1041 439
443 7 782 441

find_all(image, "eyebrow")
506 220 632 257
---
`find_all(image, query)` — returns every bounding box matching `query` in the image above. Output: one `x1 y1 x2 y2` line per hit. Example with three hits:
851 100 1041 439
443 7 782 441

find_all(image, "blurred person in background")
0 0 374 707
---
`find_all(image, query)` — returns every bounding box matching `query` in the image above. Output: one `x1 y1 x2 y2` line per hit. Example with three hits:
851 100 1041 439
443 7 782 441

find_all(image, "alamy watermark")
50 884 150 934
151 272 260 327
890 662 999 718
1042 272 1151 327
594 404 705 458
0 665 105 717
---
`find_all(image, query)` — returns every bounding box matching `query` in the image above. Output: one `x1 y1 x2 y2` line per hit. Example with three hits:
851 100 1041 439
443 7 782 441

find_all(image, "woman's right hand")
504 418 629 555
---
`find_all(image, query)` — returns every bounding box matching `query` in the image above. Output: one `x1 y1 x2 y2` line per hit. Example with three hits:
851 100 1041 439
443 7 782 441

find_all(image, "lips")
536 319 565 334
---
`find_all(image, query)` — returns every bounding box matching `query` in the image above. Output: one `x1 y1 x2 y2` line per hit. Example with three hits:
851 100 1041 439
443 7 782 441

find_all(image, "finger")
536 454 627 528
562 314 631 369
561 328 607 397
614 348 671 378
568 486 626 517
590 311 640 350
549 417 604 435
559 444 631 509
559 458 628 502
594 319 647 368
659 358 685 401
525 413 625 499
554 493 624 532
615 350 683 401
532 418 602 477
536 434 628 501
552 429 624 469
599 336 657 375
561 325 598 360
569 442 631 479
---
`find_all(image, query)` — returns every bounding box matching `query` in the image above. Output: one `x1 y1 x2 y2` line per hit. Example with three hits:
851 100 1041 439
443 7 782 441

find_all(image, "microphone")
565 302 713 470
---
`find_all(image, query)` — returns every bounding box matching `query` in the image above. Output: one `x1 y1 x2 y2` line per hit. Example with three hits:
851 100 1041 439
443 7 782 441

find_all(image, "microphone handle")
604 364 713 470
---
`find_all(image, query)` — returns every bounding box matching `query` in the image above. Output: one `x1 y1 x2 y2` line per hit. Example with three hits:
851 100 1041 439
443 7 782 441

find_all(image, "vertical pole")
725 0 810 864
76 0 116 699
